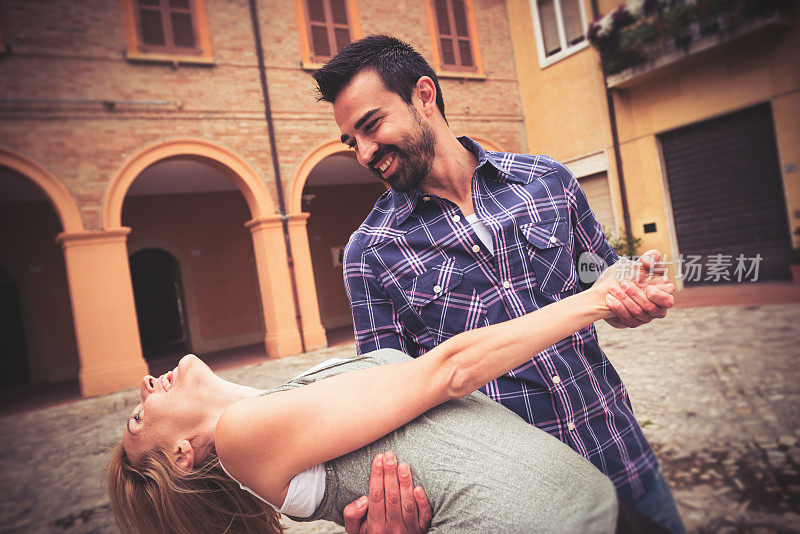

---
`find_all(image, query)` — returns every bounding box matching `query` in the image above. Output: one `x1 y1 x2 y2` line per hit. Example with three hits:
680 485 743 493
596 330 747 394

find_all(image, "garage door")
578 172 616 236
659 103 791 284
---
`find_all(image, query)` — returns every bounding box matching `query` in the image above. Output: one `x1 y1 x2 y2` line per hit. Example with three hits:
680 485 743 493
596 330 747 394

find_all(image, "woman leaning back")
107 253 674 533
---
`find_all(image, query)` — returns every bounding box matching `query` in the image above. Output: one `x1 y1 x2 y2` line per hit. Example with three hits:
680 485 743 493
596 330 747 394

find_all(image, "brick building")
0 0 525 396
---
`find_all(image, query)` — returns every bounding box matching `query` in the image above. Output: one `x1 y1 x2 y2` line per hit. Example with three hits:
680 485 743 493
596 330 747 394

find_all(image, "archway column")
286 213 327 351
245 216 304 357
56 227 148 397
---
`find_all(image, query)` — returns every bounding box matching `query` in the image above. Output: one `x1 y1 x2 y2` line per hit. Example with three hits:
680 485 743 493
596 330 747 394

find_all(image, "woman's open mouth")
160 370 175 392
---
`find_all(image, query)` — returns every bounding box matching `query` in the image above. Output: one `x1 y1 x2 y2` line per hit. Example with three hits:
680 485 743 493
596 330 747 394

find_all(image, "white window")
530 0 589 68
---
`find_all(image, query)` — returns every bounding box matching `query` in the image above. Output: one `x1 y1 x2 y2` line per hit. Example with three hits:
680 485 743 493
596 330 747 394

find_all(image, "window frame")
426 0 485 79
295 0 361 70
121 0 214 65
529 0 590 69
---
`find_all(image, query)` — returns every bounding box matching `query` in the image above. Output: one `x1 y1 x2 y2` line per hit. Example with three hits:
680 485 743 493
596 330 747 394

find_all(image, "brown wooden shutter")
432 0 477 72
137 0 166 47
305 0 352 63
169 0 196 49
135 0 200 55
451 0 473 67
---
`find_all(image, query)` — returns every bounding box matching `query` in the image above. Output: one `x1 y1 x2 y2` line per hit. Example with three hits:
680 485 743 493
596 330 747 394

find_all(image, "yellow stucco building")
506 0 799 287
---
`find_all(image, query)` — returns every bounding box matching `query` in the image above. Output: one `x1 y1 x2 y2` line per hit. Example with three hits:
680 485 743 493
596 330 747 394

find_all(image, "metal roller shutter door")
660 103 791 284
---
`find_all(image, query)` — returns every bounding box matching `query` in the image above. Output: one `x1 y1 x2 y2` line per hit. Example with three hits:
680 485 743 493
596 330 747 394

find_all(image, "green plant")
619 21 660 52
603 227 643 257
664 3 697 35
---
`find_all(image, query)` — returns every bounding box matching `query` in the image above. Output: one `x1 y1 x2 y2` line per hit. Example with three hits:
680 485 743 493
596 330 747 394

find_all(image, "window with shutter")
301 0 355 64
427 0 482 75
531 0 589 67
121 0 214 64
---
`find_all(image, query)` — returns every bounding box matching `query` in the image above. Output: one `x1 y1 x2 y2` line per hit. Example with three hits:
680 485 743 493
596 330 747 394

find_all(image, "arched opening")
122 156 267 370
0 164 81 412
286 137 505 348
130 248 189 360
301 152 386 344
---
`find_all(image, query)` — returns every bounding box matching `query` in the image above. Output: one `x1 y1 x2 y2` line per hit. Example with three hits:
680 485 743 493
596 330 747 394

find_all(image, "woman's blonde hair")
106 442 283 533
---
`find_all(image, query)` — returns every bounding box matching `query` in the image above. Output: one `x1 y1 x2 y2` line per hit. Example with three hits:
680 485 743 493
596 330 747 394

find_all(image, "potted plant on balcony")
664 2 697 51
587 0 795 76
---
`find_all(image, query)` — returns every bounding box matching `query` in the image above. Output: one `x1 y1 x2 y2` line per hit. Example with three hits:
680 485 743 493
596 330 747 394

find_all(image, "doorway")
0 267 30 386
130 248 189 360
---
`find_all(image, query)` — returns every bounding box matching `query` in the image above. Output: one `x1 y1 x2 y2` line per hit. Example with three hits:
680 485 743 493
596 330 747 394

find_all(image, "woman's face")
122 354 217 464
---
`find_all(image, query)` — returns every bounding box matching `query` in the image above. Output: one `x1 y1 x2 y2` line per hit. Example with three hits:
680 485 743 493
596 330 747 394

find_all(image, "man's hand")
343 451 432 534
594 250 675 328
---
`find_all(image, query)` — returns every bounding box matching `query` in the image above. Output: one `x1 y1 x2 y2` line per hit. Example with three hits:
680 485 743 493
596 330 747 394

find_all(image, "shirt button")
433 284 442 294
452 215 461 222
552 375 561 384
472 244 480 253
549 235 558 244
567 422 576 431
502 280 510 289
423 196 431 201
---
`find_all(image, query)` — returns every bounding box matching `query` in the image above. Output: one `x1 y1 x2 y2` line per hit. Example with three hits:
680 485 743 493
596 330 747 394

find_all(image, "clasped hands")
595 249 675 328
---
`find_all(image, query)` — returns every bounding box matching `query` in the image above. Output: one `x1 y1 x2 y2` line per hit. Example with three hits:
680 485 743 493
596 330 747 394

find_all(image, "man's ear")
416 76 438 117
174 439 195 470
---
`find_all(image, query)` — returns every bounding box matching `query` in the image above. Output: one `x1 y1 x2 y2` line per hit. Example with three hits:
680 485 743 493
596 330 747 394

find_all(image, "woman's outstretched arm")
216 254 673 506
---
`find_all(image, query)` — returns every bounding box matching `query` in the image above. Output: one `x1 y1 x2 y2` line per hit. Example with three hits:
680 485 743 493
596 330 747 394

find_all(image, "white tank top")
219 459 326 518
217 359 345 517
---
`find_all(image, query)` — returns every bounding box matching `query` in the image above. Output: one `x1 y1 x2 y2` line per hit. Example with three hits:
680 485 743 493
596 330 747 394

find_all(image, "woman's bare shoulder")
215 392 296 506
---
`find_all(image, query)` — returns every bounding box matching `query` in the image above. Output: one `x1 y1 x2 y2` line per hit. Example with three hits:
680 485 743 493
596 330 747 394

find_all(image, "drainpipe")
591 0 634 247
248 0 307 353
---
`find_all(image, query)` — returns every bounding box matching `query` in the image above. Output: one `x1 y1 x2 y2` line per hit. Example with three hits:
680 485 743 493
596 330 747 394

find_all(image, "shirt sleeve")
553 159 620 291
343 236 419 356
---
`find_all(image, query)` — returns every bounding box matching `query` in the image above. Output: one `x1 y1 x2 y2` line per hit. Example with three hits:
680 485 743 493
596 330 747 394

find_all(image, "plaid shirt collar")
389 136 528 226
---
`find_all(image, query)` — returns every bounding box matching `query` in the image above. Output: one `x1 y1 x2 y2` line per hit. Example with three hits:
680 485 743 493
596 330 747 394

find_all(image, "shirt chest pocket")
519 217 578 296
401 257 487 344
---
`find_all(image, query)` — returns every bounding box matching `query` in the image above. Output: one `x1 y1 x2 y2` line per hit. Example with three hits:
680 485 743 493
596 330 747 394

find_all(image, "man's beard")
369 107 435 193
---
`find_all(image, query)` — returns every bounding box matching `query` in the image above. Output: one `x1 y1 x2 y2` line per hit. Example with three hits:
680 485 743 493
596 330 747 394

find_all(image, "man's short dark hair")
313 35 446 121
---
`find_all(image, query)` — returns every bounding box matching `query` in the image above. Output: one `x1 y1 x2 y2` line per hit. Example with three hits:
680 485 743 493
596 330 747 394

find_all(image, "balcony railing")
587 0 795 88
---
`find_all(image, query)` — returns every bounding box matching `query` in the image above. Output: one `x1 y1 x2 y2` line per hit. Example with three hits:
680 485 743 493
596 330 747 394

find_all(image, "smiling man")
313 35 685 533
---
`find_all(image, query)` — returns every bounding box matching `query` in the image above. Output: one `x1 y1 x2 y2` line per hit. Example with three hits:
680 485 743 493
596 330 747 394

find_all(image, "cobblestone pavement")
1 304 798 533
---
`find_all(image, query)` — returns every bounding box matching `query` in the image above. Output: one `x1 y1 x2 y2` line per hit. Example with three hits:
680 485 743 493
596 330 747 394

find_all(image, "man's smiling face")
333 69 436 192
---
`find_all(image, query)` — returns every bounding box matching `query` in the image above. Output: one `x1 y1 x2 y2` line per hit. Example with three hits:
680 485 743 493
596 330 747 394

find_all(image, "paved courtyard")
0 303 798 533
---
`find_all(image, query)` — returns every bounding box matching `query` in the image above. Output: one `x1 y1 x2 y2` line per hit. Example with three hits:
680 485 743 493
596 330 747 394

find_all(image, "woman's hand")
589 250 676 324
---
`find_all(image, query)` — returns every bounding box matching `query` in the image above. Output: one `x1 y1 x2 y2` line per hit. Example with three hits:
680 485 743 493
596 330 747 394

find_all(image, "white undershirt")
218 358 349 518
465 213 493 254
220 459 326 518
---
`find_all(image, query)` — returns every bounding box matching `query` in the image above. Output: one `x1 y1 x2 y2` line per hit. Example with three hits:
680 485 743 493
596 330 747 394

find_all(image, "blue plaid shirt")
343 137 657 499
